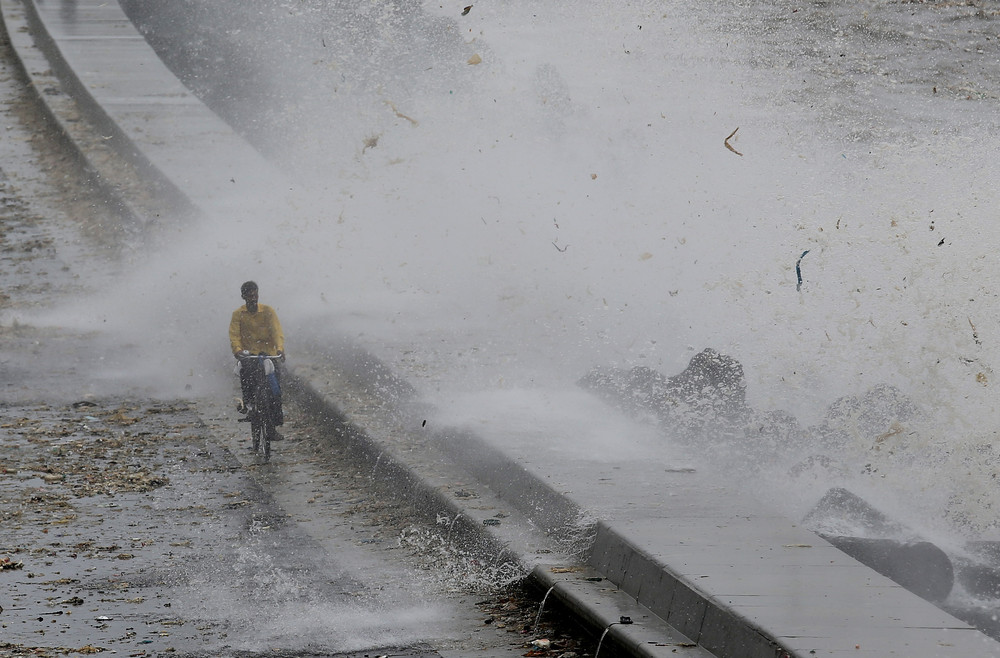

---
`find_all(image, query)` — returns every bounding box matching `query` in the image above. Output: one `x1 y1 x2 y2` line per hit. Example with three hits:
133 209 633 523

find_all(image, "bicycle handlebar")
236 353 282 361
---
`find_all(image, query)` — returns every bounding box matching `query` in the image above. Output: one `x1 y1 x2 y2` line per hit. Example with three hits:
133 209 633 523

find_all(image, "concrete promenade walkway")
2 0 999 656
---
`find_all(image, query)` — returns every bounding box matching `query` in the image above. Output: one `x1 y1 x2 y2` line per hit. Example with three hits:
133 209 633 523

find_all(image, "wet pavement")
0 395 589 657
0 355 604 658
2 400 258 656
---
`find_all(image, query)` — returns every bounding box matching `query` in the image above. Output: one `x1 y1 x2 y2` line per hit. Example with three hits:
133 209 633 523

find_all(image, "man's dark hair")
241 281 258 298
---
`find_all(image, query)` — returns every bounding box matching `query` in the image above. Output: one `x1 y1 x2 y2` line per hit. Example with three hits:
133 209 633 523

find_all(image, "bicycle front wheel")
257 382 274 463
250 412 262 453
261 412 273 462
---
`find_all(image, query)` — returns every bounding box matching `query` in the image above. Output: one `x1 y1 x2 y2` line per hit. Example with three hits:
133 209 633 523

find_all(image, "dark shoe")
271 432 284 442
236 400 248 414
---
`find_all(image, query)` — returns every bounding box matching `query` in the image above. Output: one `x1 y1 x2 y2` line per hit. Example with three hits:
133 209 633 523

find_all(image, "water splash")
96 0 1000 549
370 451 383 480
594 624 612 658
532 585 556 637
445 513 462 545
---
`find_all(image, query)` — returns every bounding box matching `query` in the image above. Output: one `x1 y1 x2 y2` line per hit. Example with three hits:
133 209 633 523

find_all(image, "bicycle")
236 353 282 462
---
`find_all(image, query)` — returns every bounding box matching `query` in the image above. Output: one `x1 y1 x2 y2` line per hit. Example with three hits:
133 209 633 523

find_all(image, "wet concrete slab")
289 336 1000 657
511 447 996 656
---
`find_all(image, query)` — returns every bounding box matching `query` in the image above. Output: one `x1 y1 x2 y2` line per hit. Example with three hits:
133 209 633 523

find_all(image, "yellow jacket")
229 303 284 355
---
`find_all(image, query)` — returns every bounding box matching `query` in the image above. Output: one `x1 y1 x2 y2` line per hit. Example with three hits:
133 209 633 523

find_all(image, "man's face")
243 288 259 311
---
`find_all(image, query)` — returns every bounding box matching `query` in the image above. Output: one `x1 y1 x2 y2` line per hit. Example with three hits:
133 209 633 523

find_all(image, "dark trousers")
239 360 284 426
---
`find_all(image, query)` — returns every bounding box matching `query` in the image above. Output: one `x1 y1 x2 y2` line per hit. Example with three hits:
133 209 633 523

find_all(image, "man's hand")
235 350 250 359
277 350 286 362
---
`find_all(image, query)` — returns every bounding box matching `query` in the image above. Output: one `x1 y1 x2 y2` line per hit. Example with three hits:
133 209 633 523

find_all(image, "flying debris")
724 127 742 156
384 101 418 126
796 249 810 291
969 316 982 345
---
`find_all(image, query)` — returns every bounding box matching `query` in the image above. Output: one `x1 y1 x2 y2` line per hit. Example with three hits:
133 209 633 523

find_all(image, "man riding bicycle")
229 281 285 435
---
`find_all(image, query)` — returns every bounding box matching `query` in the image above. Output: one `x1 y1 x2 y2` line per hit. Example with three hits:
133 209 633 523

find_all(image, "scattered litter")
531 638 551 650
468 53 483 65
483 518 501 526
462 5 472 15
0 557 24 571
619 615 633 624
549 566 582 573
